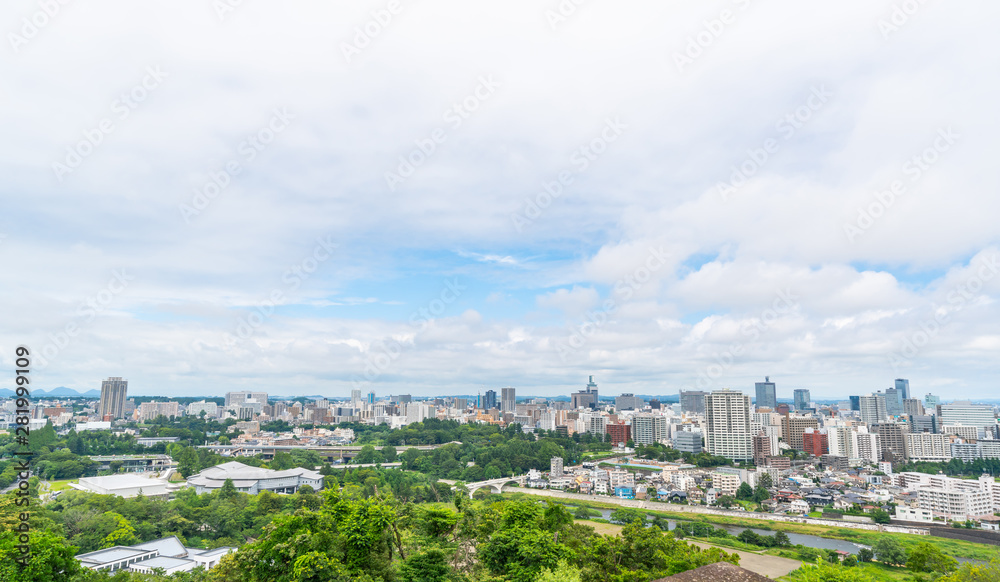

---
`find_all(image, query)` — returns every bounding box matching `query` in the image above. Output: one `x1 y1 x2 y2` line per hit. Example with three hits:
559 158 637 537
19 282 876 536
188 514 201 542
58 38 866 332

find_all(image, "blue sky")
2 0 999 400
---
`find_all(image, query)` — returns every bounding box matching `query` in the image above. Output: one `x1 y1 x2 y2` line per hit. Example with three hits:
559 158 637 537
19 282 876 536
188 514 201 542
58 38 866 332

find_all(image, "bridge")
445 475 529 498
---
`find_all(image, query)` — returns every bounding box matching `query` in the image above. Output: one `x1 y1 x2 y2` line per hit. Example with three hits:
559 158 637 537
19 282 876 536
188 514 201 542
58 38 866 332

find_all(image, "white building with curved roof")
187 461 323 494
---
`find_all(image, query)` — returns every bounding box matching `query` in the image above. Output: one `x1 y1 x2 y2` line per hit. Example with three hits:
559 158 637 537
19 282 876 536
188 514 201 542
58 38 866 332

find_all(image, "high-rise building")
802 428 829 456
849 395 861 411
827 425 859 459
674 430 703 454
679 390 707 415
631 414 666 445
649 399 661 410
754 377 777 410
859 394 887 425
905 433 951 462
351 389 362 407
704 390 752 461
752 431 779 466
910 415 938 434
895 379 910 400
793 389 811 412
572 376 599 409
884 387 903 417
98 377 128 419
482 390 497 411
500 387 516 413
925 393 940 410
367 390 376 405
855 430 882 464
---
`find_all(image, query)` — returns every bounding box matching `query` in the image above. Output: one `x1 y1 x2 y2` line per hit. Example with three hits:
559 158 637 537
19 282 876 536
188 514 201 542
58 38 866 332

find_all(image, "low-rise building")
187 461 323 494
76 536 233 573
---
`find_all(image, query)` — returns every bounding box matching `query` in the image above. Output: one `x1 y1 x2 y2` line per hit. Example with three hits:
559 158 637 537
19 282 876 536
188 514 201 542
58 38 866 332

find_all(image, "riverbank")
501 490 997 561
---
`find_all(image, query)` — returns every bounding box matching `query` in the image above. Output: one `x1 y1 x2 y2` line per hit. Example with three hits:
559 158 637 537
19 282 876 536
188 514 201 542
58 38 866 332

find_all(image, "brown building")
876 422 910 464
606 422 631 446
802 428 829 456
781 415 819 451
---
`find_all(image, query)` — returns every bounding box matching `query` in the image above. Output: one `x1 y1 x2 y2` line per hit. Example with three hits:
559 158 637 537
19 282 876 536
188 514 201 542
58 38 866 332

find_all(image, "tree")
759 472 773 489
872 537 907 566
736 482 754 500
857 548 874 563
870 508 891 524
938 559 1000 582
382 445 398 462
906 542 958 574
537 560 583 582
0 529 81 582
716 495 736 508
219 478 238 500
397 549 450 582
773 531 791 547
178 447 199 478
609 507 645 525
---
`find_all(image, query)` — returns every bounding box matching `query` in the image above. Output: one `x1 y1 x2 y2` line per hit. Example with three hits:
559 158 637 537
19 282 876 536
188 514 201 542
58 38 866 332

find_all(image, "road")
688 541 801 579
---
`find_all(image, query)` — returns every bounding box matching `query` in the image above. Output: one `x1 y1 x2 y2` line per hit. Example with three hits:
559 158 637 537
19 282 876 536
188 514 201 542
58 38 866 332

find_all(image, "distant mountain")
19 387 100 398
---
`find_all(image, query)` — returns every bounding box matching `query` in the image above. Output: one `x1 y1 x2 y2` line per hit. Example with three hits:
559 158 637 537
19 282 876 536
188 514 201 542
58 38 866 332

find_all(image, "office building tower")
632 414 666 445
615 393 643 411
895 379 910 400
572 376 599 409
679 390 708 415
793 389 811 412
752 431 779 465
98 377 128 419
755 377 777 410
649 399 661 410
482 390 497 410
884 387 903 417
938 402 995 434
704 390 752 461
351 389 362 407
367 391 376 405
925 393 940 410
910 415 938 434
855 430 882 464
849 395 861 411
586 414 607 436
826 425 859 459
500 387 516 413
859 394 887 425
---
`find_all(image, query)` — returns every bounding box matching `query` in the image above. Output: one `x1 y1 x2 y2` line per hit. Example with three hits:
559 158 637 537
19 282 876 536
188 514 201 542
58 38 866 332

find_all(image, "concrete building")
710 472 740 497
704 390 752 461
615 393 643 411
550 457 563 477
802 427 829 456
99 377 128 419
876 422 910 463
186 401 219 418
793 389 811 412
938 402 995 435
905 433 951 462
782 415 819 451
137 401 180 422
859 394 887 425
606 422 631 446
571 376 599 410
225 391 268 409
74 474 170 498
187 461 323 494
752 431 779 466
918 487 993 521
855 430 882 464
942 425 980 441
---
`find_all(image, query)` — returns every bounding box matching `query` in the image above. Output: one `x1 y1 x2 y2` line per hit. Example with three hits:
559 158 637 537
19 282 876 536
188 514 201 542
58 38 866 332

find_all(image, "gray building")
894 378 910 400
938 402 995 434
793 389 811 412
674 430 703 453
187 461 323 494
500 387 516 413
572 376 599 410
679 390 707 415
482 390 497 410
99 377 128 419
615 393 643 411
754 377 777 410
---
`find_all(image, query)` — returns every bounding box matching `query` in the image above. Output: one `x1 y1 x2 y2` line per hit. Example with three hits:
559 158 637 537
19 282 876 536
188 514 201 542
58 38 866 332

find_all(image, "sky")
2 1 999 400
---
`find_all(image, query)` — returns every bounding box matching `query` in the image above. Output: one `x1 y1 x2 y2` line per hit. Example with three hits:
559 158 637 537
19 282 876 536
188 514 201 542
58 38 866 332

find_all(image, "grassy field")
45 479 77 492
503 493 996 561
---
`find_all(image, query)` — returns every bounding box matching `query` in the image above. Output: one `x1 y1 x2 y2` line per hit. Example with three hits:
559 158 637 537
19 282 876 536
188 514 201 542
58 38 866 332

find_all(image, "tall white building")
938 402 995 435
904 433 951 462
859 394 887 425
501 387 516 413
855 430 882 464
704 390 752 462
